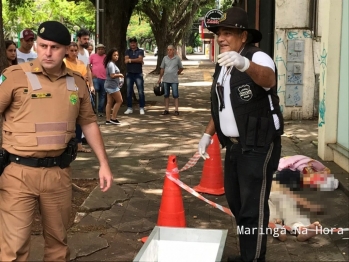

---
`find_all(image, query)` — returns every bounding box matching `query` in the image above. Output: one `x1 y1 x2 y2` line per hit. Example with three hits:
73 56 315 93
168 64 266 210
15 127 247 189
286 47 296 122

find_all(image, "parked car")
154 47 158 56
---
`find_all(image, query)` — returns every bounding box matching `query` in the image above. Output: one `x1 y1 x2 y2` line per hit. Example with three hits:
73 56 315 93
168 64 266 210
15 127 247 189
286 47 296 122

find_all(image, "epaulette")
71 70 85 81
1 65 23 75
65 67 85 81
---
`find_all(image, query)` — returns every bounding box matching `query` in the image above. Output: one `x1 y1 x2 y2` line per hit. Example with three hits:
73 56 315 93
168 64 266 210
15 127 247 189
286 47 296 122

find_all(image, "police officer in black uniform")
198 7 283 262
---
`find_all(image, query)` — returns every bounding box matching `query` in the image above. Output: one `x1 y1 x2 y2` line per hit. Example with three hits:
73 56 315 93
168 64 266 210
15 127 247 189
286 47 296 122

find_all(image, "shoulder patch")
0 74 7 85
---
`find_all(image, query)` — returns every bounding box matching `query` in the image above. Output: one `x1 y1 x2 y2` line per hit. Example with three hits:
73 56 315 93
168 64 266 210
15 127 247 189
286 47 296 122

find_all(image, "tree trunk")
104 0 138 102
0 1 8 73
140 0 212 73
181 33 188 60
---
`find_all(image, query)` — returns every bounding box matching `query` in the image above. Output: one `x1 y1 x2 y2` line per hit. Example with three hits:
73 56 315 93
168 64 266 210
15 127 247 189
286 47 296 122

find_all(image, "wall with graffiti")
274 28 317 120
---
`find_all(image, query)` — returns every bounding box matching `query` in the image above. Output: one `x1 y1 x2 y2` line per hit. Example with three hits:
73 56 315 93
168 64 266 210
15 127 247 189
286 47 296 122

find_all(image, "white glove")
217 51 250 72
198 133 212 160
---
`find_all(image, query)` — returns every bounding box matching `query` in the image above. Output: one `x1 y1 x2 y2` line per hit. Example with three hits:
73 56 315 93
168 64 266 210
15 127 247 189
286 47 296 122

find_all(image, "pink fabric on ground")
278 155 328 172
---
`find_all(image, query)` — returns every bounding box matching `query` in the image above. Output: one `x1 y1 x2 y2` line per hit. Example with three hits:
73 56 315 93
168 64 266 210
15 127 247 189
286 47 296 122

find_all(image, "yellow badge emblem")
34 67 39 72
40 27 45 34
31 93 52 99
219 13 227 22
69 92 78 105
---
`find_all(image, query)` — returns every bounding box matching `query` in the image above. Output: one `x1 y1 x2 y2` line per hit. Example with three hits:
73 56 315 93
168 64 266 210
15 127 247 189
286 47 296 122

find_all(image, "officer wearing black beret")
37 20 71 46
0 20 114 261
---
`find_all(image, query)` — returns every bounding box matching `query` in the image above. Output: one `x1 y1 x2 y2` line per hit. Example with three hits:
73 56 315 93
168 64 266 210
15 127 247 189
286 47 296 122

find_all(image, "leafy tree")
137 0 215 73
0 0 7 72
1 0 95 72
102 0 139 100
127 14 154 50
2 0 95 38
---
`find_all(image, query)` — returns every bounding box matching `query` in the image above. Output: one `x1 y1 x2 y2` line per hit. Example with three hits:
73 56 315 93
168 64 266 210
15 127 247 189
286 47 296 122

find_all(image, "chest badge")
69 92 78 105
238 84 253 101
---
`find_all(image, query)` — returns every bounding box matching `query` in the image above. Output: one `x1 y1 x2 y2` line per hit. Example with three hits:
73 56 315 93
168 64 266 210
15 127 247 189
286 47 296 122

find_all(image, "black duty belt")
9 154 62 168
229 137 240 144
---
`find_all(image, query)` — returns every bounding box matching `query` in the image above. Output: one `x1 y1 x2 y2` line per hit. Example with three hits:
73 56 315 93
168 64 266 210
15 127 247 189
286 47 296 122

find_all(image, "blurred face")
6 44 17 62
87 45 93 55
129 41 137 50
112 51 119 62
97 47 105 55
36 37 68 73
217 27 247 53
78 35 90 49
67 45 78 60
167 47 175 56
20 37 34 52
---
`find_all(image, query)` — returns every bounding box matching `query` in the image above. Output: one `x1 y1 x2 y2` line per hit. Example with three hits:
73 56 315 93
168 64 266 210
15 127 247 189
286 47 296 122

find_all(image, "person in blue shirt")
124 37 146 115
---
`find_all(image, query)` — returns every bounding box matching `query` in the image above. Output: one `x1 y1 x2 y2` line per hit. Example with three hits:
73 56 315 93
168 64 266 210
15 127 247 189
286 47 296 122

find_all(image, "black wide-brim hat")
207 7 262 43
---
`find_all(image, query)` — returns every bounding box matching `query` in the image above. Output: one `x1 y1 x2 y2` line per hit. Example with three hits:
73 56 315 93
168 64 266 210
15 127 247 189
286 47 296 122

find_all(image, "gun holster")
0 149 10 176
59 138 78 169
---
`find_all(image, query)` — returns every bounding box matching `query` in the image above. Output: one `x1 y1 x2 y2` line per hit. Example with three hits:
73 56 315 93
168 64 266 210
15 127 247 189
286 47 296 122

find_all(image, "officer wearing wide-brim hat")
197 7 284 262
0 21 114 261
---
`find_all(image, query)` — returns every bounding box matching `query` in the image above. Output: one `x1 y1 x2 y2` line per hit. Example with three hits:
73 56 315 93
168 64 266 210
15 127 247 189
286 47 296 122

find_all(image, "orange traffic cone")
194 133 225 195
157 155 186 227
141 155 186 243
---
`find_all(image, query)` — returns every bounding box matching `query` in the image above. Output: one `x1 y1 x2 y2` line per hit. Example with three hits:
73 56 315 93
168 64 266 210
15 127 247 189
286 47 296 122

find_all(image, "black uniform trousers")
224 136 281 262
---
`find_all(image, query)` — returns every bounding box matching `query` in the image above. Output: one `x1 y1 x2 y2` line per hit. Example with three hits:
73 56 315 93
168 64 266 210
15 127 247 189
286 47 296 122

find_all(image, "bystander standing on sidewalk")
124 37 146 115
76 28 94 91
158 45 183 116
5 40 18 67
87 43 94 55
16 29 37 63
90 43 107 117
104 48 123 125
64 41 94 153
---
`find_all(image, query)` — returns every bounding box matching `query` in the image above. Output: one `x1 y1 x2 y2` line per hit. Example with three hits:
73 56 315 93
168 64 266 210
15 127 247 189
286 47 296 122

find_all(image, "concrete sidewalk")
29 58 349 261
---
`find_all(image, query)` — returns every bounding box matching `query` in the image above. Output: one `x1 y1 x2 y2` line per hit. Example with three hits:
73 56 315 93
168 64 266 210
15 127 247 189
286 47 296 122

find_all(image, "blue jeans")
93 78 106 113
163 82 179 98
126 73 145 108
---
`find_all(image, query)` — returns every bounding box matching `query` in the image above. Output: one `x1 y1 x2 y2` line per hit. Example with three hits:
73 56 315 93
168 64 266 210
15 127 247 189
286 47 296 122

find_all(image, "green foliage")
186 46 193 54
7 0 33 11
2 0 95 39
221 0 234 11
127 14 154 43
192 34 202 47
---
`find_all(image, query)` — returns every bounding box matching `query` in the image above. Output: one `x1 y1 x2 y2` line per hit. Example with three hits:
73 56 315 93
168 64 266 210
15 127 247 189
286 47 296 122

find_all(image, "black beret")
37 21 71 46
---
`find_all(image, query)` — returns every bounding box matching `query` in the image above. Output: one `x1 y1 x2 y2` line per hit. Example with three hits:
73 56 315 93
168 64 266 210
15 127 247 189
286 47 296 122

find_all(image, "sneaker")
174 111 179 116
110 119 121 125
161 110 169 115
140 108 145 115
106 119 121 125
124 108 133 114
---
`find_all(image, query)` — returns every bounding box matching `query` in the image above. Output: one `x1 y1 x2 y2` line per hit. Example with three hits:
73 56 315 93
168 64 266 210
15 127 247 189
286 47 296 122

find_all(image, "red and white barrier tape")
178 152 201 172
166 169 233 217
165 152 349 233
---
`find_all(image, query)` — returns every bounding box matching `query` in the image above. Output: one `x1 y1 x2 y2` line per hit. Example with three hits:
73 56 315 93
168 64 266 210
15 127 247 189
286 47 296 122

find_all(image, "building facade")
274 0 348 171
